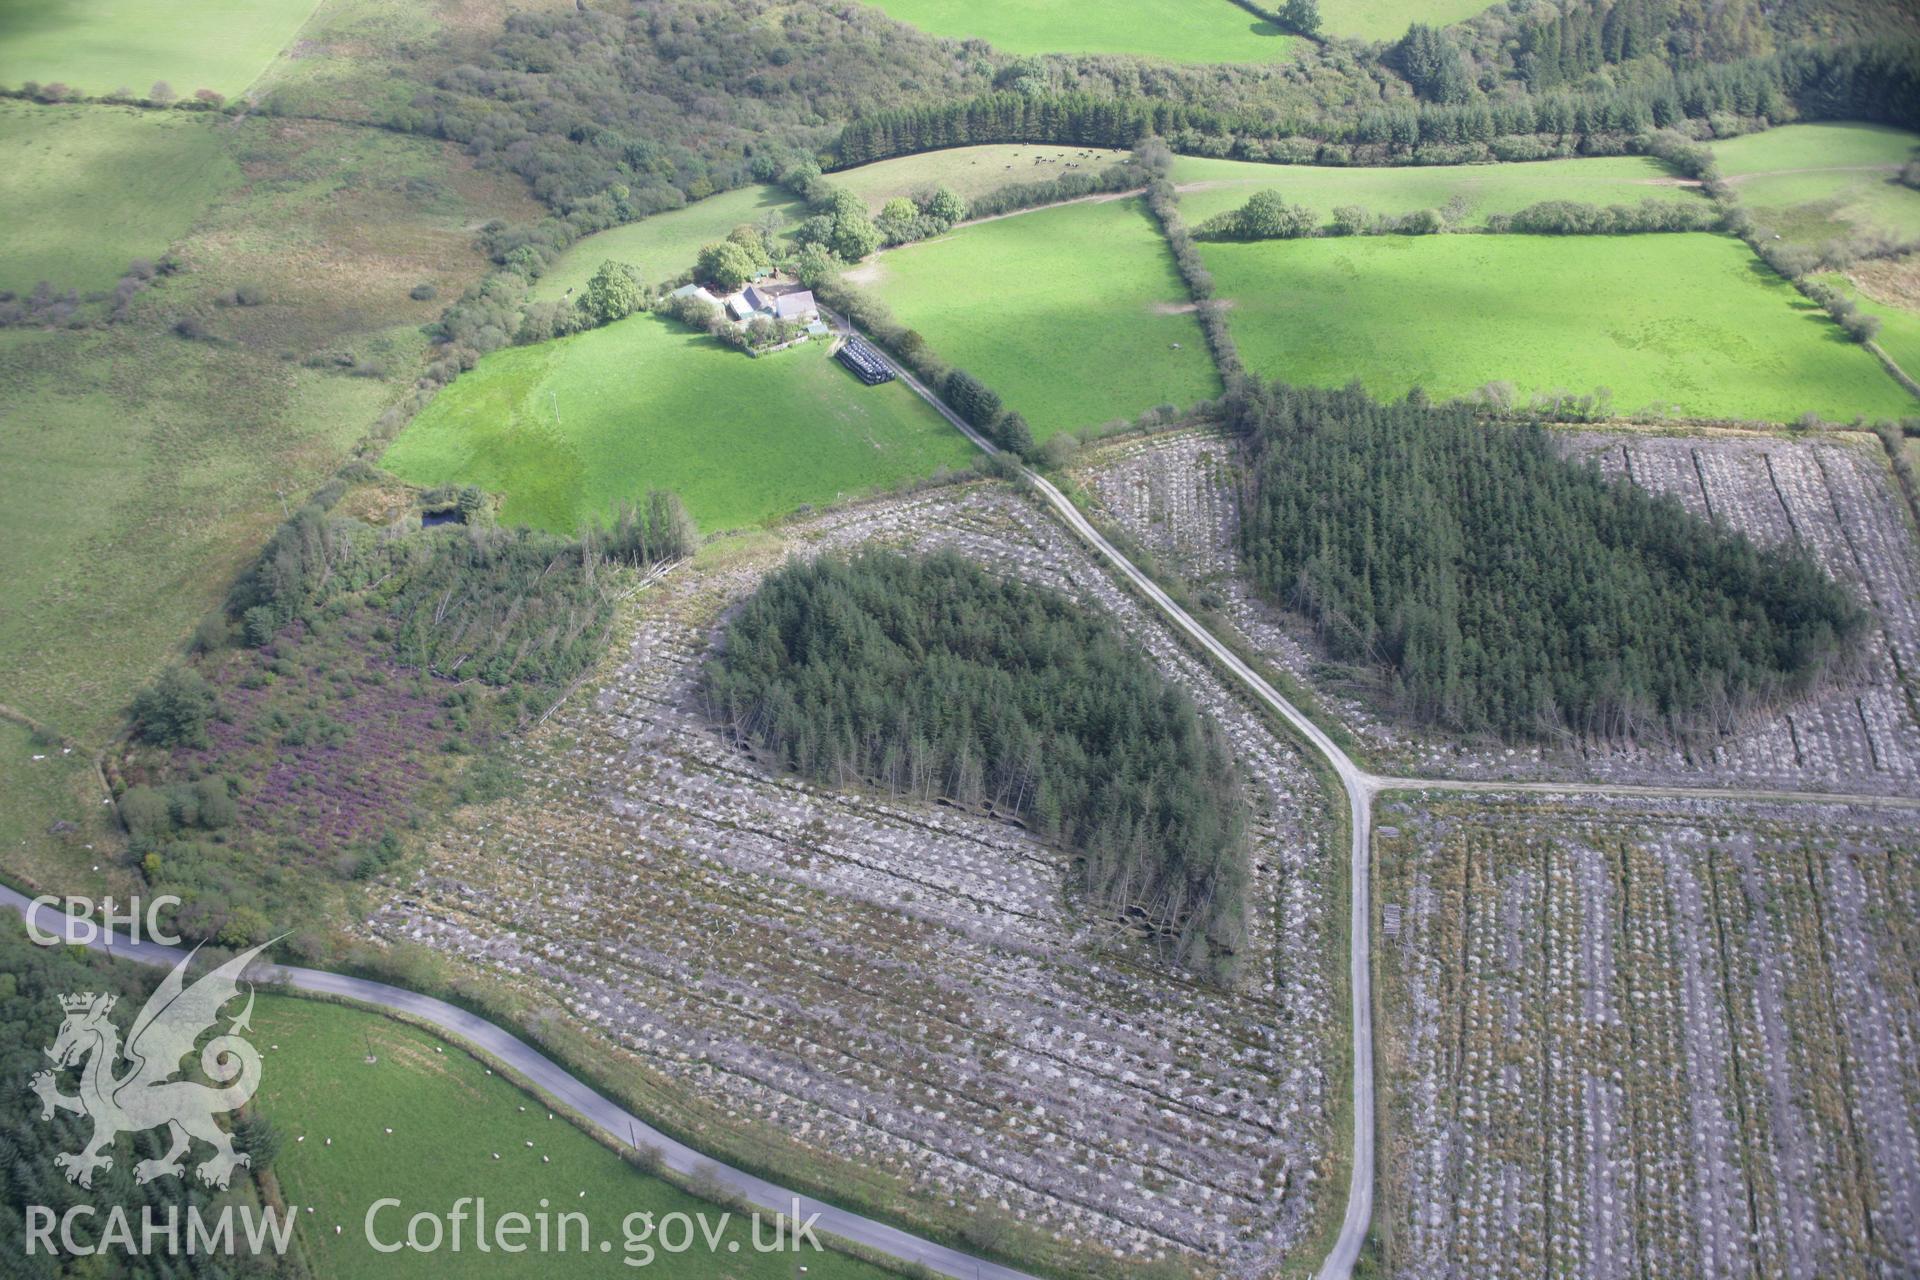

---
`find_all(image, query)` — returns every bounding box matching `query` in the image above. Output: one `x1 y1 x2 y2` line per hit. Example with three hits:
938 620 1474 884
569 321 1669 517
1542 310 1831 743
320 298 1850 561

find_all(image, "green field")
1315 0 1494 39
866 0 1484 51
833 143 1129 208
861 0 1294 61
1815 269 1920 385
0 102 239 292
1172 152 1701 227
863 196 1220 438
531 186 804 303
1204 232 1917 422
254 995 892 1279
1713 123 1920 248
0 718 119 897
381 315 974 534
0 0 318 98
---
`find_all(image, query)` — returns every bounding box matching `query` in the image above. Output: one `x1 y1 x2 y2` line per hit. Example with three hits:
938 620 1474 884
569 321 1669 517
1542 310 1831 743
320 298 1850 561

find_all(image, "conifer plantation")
1232 384 1867 741
703 550 1251 975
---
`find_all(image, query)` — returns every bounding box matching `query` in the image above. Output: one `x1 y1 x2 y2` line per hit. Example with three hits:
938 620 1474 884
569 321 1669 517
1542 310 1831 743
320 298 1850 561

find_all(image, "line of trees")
1230 381 1866 742
1488 197 1722 234
960 155 1144 219
703 549 1250 977
1196 189 1320 240
1139 146 1244 383
1196 190 1718 240
831 42 1919 169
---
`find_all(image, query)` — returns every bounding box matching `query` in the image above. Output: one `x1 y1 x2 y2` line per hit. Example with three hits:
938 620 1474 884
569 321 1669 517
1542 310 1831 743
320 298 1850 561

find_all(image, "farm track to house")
833 310 1920 1278
1723 163 1903 184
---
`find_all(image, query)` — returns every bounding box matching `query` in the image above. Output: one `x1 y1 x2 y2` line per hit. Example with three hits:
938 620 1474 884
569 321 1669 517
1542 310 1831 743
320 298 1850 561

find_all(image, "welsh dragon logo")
31 940 276 1191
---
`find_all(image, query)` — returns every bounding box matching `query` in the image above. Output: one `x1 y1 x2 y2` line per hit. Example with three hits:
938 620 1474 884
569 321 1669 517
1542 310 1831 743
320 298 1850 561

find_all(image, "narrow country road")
0 886 1035 1280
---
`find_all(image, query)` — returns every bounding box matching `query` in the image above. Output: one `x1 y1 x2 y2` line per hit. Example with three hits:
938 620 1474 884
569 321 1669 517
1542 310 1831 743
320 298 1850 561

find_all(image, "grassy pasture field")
862 196 1220 438
380 314 975 535
1171 152 1702 227
1314 0 1493 40
832 143 1130 208
866 0 1486 51
1816 268 1920 383
0 102 240 293
252 995 892 1279
860 0 1295 62
0 0 318 98
1204 232 1916 422
0 719 120 898
531 185 805 303
1713 122 1920 248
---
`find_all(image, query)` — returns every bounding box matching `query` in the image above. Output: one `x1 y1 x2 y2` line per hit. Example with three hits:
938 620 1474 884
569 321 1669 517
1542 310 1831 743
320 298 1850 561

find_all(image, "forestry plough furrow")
1374 793 1920 1278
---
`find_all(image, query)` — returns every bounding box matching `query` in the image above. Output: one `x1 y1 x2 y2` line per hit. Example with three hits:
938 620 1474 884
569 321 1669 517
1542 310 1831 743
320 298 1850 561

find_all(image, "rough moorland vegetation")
703 549 1250 973
115 477 696 947
1231 383 1867 740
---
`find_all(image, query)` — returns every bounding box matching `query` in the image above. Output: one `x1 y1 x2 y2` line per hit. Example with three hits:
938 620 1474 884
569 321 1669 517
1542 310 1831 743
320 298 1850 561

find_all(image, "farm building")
774 290 818 322
720 283 815 325
669 282 721 308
